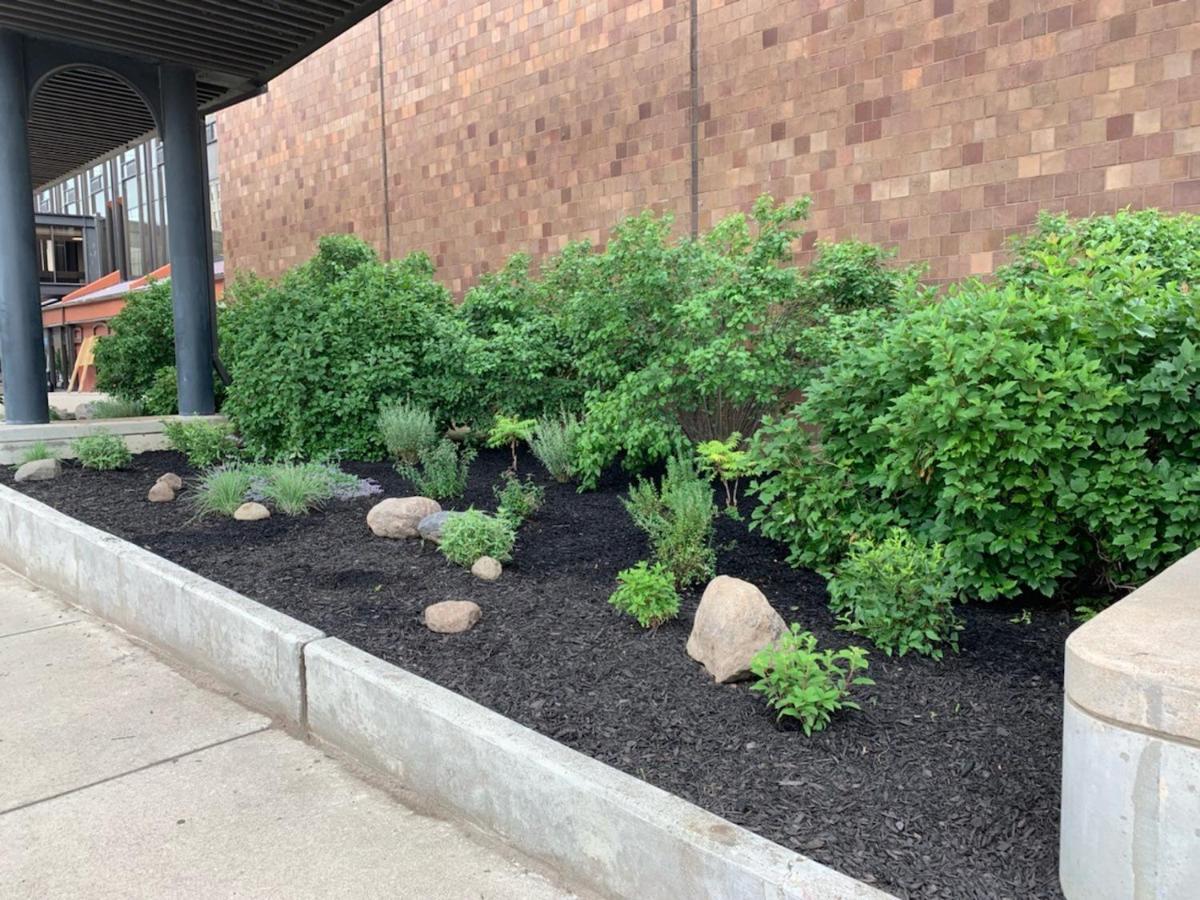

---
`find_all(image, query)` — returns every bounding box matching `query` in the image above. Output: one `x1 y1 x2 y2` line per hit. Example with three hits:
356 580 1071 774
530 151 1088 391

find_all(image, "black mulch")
11 449 1077 899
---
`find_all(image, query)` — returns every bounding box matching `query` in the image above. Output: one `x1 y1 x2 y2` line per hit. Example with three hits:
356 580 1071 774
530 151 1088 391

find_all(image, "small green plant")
623 455 716 588
19 441 56 464
439 509 517 566
73 432 132 471
378 398 438 465
1010 609 1033 626
494 471 545 525
162 419 239 468
695 432 755 515
608 561 680 628
90 397 146 418
192 465 253 517
826 529 963 660
530 411 581 482
487 414 537 472
396 439 476 500
256 463 338 516
749 625 873 734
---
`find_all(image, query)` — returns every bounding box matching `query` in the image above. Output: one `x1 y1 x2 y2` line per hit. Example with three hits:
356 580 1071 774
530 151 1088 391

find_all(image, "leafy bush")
93 280 176 404
192 465 253 517
493 471 545 525
751 210 1200 600
623 455 716 588
827 529 963 660
530 411 580 483
141 366 178 415
378 398 438 465
440 509 516 566
396 439 476 500
695 433 755 514
90 397 145 418
163 419 239 468
487 414 536 472
801 240 913 313
19 441 55 464
73 432 132 470
749 625 873 734
221 238 453 459
608 561 680 628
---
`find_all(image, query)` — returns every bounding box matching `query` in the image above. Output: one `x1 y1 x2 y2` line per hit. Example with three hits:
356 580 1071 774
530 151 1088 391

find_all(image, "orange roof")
62 270 122 303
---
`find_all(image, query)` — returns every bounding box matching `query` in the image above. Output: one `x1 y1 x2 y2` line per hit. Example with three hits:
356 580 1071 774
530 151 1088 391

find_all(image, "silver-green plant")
397 439 476 500
378 398 438 465
530 411 581 483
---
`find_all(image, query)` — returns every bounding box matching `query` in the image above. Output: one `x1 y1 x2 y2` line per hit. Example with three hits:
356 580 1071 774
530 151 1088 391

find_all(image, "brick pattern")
219 0 1200 286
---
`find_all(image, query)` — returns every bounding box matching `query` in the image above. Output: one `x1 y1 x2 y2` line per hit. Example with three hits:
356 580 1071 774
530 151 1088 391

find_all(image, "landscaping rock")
424 600 482 634
367 497 441 539
417 510 463 543
73 402 96 420
147 482 176 503
445 425 471 443
471 556 503 582
234 502 271 521
687 576 787 683
157 472 184 492
14 458 61 483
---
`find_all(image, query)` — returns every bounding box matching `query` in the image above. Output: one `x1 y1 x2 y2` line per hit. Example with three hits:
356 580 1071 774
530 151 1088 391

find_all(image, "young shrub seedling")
827 528 963 660
623 454 716 588
608 561 680 629
396 439 476 500
192 465 254 517
493 471 545 526
487 414 537 473
439 509 517 567
530 411 581 483
749 625 873 734
163 419 240 468
73 432 132 471
378 398 439 465
695 432 755 516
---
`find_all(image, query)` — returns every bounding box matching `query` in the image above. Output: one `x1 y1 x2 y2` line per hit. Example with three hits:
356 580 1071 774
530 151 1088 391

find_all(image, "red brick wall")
218 0 1200 287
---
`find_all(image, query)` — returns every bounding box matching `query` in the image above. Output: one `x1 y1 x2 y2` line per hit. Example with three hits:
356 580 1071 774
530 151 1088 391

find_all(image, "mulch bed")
11 448 1077 899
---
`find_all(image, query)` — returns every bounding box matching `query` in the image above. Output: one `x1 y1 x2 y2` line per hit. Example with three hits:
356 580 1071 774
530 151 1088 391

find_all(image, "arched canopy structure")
0 2 391 423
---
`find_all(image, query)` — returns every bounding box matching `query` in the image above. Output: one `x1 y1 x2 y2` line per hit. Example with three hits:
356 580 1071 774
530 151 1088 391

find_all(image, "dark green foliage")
94 280 176 404
751 210 1200 600
221 237 453 459
608 561 680 629
749 626 873 734
622 455 716 588
73 432 132 471
141 366 179 416
801 240 914 313
827 529 963 660
163 419 239 468
439 509 516 566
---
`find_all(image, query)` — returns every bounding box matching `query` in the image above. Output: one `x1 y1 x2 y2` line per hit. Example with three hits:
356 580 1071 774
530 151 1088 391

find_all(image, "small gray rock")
73 402 96 420
14 458 61 483
424 600 482 634
471 556 502 582
234 502 271 521
417 510 464 543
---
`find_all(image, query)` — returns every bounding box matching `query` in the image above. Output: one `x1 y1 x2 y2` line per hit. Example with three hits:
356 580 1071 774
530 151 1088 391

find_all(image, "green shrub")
396 439 476 500
141 365 178 416
749 625 873 734
89 397 145 418
19 441 55 464
439 509 516 566
192 465 253 517
378 398 438 465
608 561 680 629
493 471 545 525
750 210 1200 600
93 280 176 404
487 414 536 472
163 419 239 468
695 433 755 514
827 529 963 660
530 411 580 482
73 432 132 470
255 462 337 516
801 240 914 313
221 238 452 459
623 455 716 588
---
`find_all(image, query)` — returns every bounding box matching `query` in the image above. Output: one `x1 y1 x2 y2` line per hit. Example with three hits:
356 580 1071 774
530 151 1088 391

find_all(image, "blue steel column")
159 64 215 415
0 31 49 424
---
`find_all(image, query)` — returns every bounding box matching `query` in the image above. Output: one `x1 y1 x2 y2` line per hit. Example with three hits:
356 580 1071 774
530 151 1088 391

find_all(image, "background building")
215 0 1200 291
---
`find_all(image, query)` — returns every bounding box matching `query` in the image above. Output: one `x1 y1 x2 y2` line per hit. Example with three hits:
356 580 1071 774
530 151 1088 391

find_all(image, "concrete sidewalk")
0 565 581 900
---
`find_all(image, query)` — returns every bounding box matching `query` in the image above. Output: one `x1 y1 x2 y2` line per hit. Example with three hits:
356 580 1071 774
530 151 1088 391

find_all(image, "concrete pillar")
0 31 49 425
159 64 215 415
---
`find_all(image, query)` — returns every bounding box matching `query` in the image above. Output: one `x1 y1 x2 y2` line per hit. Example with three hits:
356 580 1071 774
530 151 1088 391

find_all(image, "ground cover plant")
439 508 516 566
72 433 131 470
608 561 680 629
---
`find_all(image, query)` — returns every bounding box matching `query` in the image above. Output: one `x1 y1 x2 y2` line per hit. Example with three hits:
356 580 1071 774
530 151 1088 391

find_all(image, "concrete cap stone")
1065 546 1200 743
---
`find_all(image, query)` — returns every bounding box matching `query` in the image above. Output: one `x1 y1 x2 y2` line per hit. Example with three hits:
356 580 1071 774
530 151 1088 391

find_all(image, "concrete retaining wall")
1060 547 1200 899
0 414 227 464
0 483 888 899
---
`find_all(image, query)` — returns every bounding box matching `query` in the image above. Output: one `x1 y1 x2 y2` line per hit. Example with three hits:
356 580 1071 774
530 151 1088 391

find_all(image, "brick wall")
218 0 1200 287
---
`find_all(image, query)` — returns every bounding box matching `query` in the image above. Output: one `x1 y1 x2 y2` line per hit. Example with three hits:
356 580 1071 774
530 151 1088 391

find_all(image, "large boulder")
687 576 787 683
367 497 441 539
424 600 482 634
14 458 61 483
417 510 463 543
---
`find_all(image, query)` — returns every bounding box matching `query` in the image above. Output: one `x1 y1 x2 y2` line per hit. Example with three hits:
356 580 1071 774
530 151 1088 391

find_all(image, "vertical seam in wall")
689 0 700 237
376 10 393 262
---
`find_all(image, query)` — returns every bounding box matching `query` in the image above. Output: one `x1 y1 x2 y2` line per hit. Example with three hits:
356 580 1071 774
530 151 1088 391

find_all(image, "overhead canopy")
1 0 391 187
